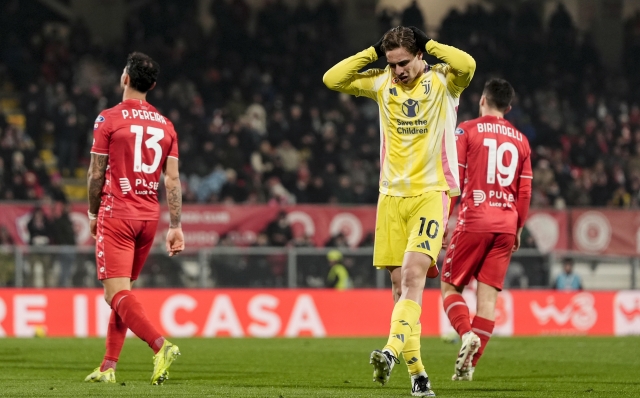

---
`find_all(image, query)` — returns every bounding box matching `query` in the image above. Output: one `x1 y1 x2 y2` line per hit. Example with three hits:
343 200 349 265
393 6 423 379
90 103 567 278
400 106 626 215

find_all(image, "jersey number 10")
483 138 518 186
131 125 164 174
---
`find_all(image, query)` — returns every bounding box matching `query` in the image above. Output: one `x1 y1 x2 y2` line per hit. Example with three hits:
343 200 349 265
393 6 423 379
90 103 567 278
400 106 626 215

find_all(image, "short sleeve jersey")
455 115 532 234
90 99 179 221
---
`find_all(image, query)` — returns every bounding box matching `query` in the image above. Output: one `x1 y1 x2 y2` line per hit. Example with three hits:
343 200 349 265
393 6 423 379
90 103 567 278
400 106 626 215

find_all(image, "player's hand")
512 228 523 252
408 26 431 52
90 219 97 239
441 227 450 250
372 34 385 58
166 227 185 257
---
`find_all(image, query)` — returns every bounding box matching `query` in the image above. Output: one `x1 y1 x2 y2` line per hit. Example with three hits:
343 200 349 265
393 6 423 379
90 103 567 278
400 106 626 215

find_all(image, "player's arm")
513 150 533 252
87 154 108 216
322 46 382 100
88 111 111 227
427 41 475 95
409 27 476 96
164 157 182 228
449 126 469 218
164 156 185 256
87 153 108 238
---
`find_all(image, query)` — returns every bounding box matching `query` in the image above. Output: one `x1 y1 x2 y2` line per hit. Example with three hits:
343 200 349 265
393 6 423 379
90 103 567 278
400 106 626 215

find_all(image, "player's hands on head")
166 227 185 257
409 26 431 52
372 34 385 58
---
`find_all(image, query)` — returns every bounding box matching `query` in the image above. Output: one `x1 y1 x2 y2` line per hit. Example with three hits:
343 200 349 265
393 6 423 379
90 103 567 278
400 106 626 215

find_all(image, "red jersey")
90 99 179 221
454 115 532 234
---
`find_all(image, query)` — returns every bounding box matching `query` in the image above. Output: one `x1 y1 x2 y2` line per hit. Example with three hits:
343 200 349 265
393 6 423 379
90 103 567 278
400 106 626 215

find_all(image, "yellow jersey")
323 41 475 197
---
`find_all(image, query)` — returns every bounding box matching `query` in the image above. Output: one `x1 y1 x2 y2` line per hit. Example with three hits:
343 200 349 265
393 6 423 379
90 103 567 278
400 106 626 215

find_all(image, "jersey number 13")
130 125 164 174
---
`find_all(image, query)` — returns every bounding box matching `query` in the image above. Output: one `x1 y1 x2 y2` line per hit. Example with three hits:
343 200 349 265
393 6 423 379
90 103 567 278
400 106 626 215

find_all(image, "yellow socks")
383 299 421 358
402 323 425 376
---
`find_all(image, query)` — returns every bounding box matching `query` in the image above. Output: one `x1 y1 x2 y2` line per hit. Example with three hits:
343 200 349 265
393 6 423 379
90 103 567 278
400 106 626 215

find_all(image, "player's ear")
148 82 157 92
504 105 512 115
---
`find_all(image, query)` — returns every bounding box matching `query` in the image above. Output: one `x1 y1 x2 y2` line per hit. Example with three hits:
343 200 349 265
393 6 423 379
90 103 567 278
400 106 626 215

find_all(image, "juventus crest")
421 79 431 95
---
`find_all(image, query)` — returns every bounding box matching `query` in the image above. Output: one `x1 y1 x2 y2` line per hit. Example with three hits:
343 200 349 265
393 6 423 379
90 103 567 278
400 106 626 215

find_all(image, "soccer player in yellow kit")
323 26 475 396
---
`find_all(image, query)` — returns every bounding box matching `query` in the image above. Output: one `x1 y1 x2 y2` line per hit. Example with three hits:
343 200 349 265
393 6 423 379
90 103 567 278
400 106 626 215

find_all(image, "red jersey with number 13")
455 115 532 234
90 99 179 221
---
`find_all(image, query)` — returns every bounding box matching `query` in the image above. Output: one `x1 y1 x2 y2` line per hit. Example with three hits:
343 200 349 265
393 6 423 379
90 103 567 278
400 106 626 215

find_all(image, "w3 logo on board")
402 99 419 117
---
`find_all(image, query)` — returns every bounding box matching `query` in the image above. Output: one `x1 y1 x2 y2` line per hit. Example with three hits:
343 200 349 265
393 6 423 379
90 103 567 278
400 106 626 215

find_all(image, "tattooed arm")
87 154 108 215
163 157 182 228
87 153 108 238
163 157 184 255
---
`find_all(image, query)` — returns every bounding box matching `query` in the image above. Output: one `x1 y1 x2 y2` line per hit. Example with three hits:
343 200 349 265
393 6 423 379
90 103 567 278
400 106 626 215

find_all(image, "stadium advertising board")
0 289 636 338
0 204 639 256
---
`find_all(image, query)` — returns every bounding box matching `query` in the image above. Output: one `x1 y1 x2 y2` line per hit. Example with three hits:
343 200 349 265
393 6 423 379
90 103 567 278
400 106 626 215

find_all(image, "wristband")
88 211 97 220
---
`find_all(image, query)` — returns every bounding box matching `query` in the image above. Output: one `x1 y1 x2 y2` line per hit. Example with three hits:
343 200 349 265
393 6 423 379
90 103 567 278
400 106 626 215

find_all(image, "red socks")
111 290 164 354
471 316 494 367
100 310 128 371
443 294 472 337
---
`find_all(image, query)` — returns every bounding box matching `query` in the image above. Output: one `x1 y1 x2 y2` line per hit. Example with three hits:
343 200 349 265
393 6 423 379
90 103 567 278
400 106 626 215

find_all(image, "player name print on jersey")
476 122 523 141
121 109 167 124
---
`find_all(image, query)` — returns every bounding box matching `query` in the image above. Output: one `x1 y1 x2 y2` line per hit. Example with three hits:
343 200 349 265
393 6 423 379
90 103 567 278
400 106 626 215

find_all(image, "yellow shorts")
373 191 450 268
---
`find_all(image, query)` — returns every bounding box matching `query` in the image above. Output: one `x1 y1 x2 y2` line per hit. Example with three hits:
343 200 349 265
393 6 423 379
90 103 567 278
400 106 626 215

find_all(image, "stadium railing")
1 245 636 290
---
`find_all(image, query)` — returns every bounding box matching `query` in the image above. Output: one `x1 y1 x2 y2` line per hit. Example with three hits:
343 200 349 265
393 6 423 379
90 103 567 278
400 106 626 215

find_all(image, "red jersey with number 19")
454 115 532 234
90 99 179 221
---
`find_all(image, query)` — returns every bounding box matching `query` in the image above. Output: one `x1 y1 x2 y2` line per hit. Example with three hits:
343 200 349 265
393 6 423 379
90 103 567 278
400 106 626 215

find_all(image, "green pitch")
0 337 639 397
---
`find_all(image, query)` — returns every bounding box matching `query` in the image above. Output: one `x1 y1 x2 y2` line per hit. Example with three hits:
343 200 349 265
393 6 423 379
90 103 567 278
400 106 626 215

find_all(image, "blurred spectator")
27 206 51 246
325 231 348 248
49 201 76 287
0 224 15 286
401 1 426 31
26 206 52 286
552 257 583 290
264 211 293 246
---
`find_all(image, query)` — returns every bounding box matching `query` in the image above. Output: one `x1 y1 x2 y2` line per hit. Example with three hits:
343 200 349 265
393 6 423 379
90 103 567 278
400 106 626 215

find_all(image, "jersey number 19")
483 138 518 186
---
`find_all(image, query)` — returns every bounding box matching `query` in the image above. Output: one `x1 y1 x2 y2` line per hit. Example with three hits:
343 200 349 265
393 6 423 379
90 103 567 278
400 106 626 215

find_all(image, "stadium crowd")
0 0 639 209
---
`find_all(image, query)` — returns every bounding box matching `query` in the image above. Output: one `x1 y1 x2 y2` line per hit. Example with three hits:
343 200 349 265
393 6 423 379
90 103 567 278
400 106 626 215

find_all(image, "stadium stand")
0 1 639 209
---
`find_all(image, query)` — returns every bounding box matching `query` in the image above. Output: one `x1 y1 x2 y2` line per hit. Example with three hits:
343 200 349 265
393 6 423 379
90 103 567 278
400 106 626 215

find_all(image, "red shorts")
441 230 515 290
95 217 158 281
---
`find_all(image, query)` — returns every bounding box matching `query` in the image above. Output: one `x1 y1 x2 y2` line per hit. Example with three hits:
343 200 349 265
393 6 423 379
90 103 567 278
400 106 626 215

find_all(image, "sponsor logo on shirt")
455 128 464 135
119 178 132 194
472 190 486 206
401 99 419 117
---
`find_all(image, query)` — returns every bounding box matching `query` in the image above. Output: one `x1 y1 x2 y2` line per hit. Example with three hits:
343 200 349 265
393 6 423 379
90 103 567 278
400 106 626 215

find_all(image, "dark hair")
125 52 159 93
562 257 574 265
381 26 419 55
483 78 515 111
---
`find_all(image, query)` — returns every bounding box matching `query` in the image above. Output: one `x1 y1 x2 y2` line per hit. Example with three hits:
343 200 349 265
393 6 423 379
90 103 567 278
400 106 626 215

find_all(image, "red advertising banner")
0 204 638 256
0 204 378 249
0 289 635 338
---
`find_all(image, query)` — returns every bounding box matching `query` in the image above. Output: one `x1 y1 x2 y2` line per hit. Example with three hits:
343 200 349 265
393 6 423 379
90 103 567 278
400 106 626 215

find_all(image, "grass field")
1 337 639 397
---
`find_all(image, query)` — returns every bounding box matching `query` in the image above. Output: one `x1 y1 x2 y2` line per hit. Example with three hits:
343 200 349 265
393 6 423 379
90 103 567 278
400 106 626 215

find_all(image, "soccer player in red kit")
441 78 532 381
84 52 185 385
